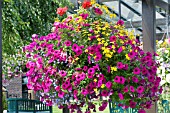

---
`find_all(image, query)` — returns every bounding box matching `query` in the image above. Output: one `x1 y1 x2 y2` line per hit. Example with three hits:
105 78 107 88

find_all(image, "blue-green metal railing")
7 98 52 113
109 100 170 113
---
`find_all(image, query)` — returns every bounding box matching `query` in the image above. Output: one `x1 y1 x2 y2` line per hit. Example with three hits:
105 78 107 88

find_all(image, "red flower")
82 1 92 9
56 7 68 16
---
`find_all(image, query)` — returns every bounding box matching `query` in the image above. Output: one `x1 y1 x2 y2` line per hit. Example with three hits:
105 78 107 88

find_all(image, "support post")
0 0 2 113
118 0 121 20
142 0 156 113
63 105 69 113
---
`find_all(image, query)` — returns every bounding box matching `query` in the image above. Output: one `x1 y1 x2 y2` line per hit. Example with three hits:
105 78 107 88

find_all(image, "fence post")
49 106 52 113
33 100 36 113
15 100 18 113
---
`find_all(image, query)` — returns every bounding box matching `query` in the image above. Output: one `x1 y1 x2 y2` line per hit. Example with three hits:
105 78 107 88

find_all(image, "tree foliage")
2 0 72 54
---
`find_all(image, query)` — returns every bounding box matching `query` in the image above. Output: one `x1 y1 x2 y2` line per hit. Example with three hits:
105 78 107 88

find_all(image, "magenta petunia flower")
83 66 88 71
132 76 139 83
129 101 137 108
138 109 146 113
136 86 144 94
133 67 140 75
59 70 67 77
114 76 120 83
72 43 79 52
117 20 124 26
145 101 152 109
58 90 65 98
117 46 123 54
95 53 102 61
148 75 155 82
110 36 117 42
120 77 126 84
123 64 128 70
117 62 124 69
123 86 128 93
106 81 112 89
130 86 135 92
80 13 89 19
142 67 148 75
55 86 60 91
81 88 88 96
88 68 95 74
64 40 72 46
118 93 124 100
107 66 111 73
128 51 136 59
151 86 158 93
101 90 108 97
88 73 93 79
97 80 103 87
75 48 82 56
93 7 103 15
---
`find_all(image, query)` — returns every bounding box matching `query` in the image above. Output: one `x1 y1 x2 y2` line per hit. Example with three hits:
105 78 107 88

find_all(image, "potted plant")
24 1 162 113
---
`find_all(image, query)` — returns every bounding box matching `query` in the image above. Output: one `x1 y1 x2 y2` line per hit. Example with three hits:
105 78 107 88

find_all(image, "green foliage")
2 0 72 55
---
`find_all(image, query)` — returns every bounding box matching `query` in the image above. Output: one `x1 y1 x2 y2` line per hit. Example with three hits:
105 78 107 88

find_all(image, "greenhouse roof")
70 0 170 40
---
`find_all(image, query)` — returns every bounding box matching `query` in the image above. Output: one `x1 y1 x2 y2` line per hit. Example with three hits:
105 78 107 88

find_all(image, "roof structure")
69 0 170 40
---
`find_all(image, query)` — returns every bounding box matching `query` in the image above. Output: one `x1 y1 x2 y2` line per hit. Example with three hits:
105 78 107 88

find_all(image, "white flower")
166 74 170 83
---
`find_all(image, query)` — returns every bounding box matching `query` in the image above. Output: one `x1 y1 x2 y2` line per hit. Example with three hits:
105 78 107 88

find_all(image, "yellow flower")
102 27 106 30
109 13 116 18
104 42 108 47
97 38 102 42
125 54 130 60
75 57 79 61
94 88 98 93
122 46 125 50
120 40 124 44
105 53 112 58
101 84 105 88
103 47 110 54
91 0 96 4
85 49 88 53
106 33 110 36
111 67 117 71
112 45 115 49
94 79 97 82
88 34 92 36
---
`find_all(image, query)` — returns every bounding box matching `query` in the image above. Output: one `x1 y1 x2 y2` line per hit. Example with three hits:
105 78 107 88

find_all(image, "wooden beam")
142 1 156 113
156 0 170 15
125 18 167 28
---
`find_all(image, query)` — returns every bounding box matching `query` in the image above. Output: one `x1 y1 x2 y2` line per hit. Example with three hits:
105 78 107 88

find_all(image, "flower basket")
23 1 162 113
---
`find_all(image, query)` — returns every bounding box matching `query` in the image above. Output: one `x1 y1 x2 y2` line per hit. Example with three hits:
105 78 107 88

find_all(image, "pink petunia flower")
123 86 128 93
129 101 137 108
110 36 117 42
117 62 124 69
114 76 120 83
64 40 72 46
133 67 140 75
136 86 144 94
58 90 65 98
101 90 108 97
132 76 139 83
118 93 124 100
130 86 135 92
106 81 112 89
59 70 67 77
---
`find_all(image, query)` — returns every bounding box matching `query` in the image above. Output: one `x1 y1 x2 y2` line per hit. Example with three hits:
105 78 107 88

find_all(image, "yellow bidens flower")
94 88 98 93
94 79 97 82
111 66 117 72
101 84 105 88
91 0 96 5
125 54 130 60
